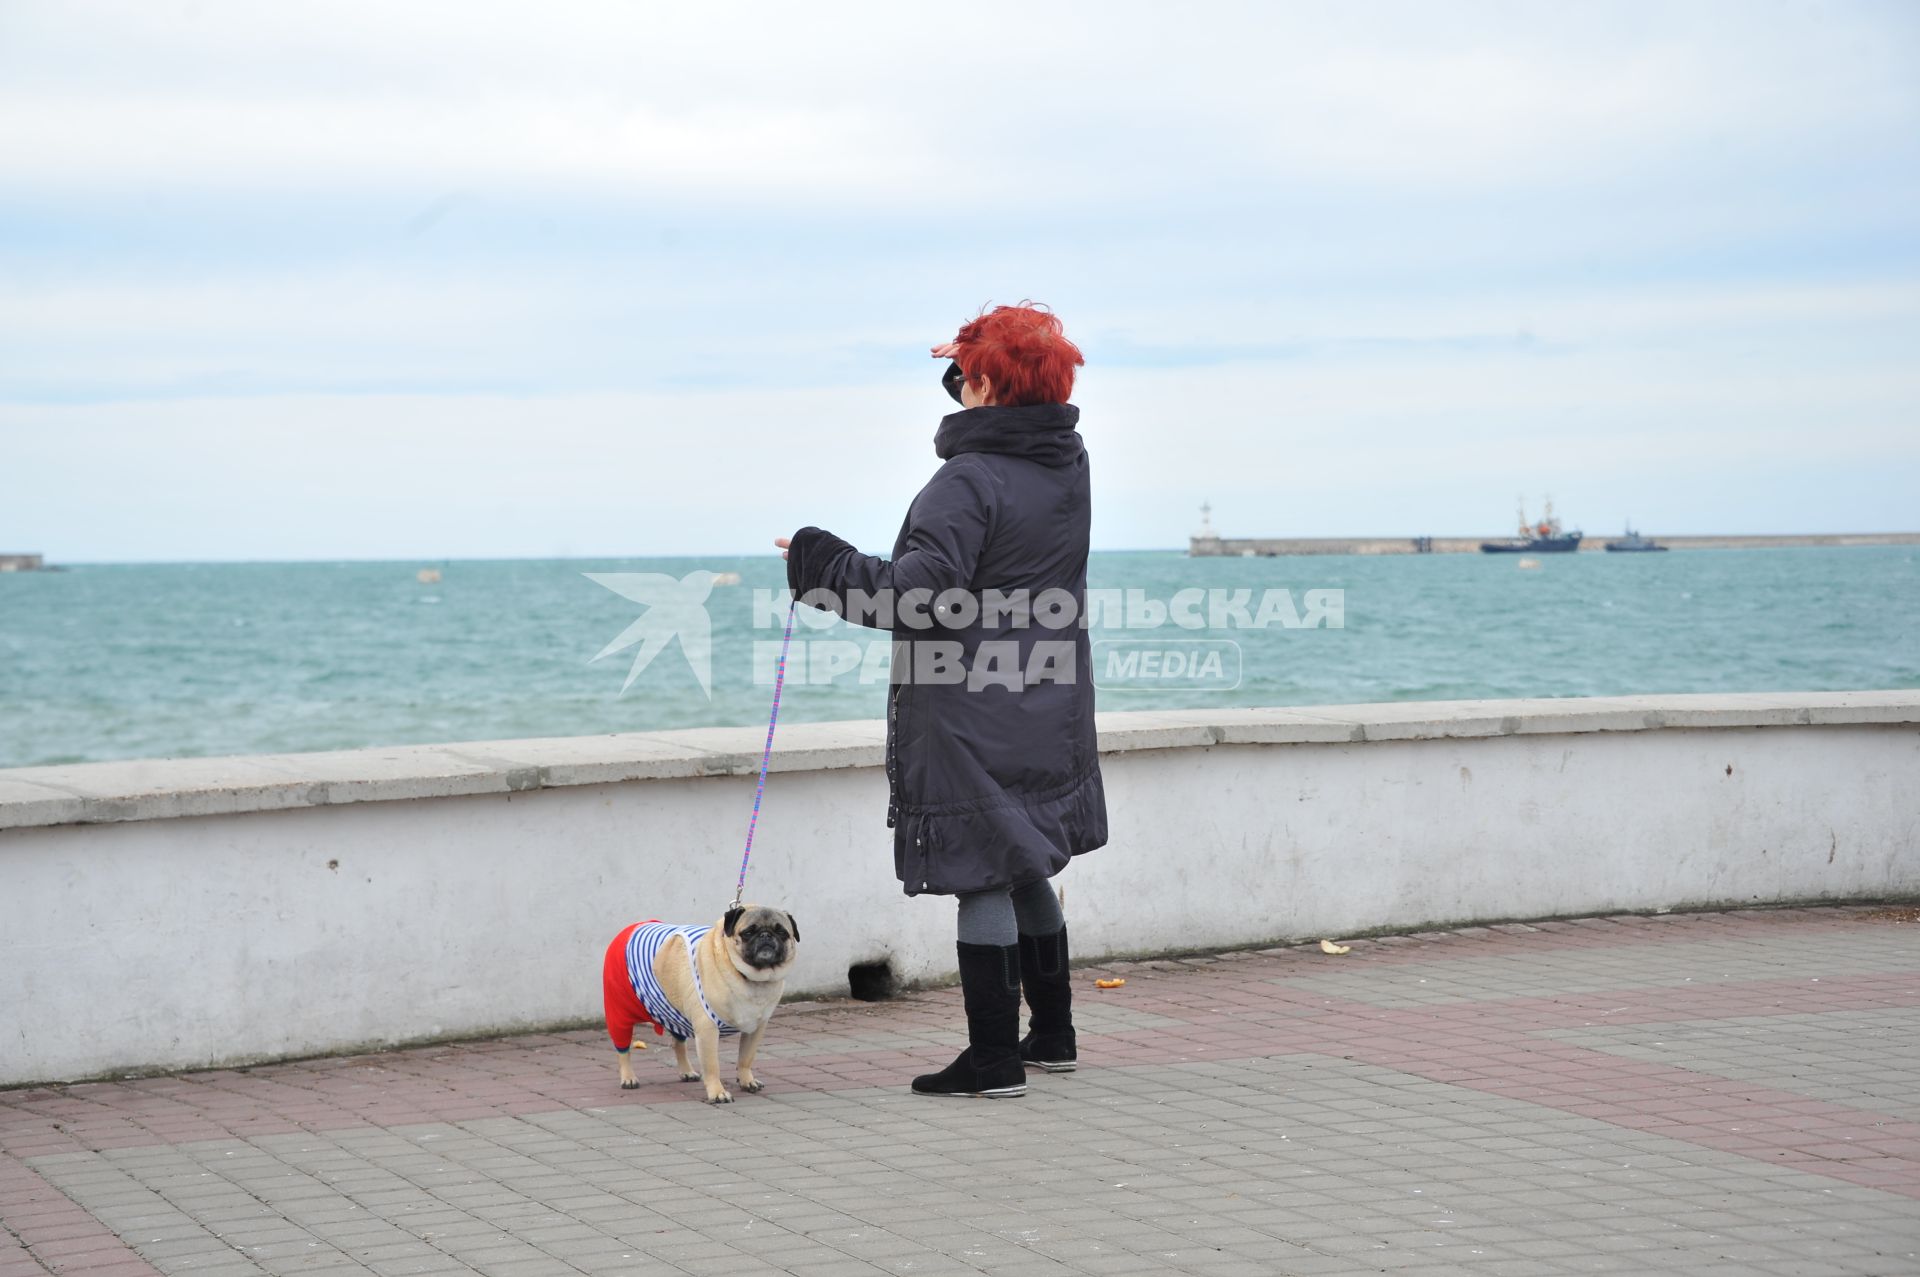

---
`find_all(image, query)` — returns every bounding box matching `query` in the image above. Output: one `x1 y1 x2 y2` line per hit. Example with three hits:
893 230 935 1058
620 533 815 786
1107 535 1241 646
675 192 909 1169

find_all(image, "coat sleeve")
786 459 995 631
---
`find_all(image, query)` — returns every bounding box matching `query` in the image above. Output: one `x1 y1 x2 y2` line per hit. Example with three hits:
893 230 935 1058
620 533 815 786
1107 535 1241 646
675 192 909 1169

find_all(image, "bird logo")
584 571 716 697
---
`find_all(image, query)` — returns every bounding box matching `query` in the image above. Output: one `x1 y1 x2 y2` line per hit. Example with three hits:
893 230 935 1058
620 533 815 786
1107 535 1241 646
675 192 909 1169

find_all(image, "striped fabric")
624 921 738 1042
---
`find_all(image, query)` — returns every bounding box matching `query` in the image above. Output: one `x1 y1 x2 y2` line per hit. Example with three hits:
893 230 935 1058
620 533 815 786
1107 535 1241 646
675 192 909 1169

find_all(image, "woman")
776 303 1107 1098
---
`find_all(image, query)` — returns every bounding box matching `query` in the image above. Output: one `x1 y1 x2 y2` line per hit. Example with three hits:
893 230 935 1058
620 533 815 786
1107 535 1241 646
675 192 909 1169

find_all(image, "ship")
1480 498 1583 554
1605 524 1668 553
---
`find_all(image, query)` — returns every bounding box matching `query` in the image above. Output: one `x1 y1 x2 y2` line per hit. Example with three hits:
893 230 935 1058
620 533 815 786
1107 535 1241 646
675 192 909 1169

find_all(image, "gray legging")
956 878 1065 946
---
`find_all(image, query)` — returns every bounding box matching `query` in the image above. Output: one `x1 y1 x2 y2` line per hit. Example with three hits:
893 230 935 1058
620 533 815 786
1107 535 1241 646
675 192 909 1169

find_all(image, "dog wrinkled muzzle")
746 938 785 969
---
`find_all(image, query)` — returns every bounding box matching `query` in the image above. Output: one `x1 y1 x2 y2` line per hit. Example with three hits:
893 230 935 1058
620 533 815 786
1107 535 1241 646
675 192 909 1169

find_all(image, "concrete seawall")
1190 532 1920 556
2 691 1916 1085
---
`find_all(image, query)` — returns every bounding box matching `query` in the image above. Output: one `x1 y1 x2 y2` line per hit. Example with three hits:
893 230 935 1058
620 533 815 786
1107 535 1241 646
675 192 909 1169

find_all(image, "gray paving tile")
14 912 1920 1277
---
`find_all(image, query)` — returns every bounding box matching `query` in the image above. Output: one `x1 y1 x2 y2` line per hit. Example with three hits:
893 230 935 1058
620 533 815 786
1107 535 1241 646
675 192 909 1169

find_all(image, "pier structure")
0 553 43 572
1190 531 1920 556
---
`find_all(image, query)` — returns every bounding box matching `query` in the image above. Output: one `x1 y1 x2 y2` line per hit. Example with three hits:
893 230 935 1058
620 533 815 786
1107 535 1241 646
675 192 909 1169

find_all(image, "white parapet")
1 691 1916 1085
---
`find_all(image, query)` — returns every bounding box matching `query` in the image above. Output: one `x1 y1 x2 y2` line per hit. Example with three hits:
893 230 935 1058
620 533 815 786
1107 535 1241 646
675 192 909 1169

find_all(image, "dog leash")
733 597 798 910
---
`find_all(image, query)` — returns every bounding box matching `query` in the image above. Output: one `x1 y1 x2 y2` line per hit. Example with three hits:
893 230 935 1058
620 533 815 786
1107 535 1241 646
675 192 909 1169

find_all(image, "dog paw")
707 1091 733 1105
680 1073 701 1083
739 1079 764 1093
620 1079 639 1090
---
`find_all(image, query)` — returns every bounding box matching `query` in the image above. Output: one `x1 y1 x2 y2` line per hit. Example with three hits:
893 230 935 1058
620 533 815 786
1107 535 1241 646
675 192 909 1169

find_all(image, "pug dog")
601 904 799 1104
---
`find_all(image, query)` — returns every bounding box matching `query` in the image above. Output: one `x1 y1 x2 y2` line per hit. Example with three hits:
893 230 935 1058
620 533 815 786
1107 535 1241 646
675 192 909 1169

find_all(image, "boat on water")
1605 525 1668 553
1481 499 1583 554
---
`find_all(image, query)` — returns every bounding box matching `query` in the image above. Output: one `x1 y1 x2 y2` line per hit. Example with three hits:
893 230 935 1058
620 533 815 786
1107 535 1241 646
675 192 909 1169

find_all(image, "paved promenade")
4 907 1918 1277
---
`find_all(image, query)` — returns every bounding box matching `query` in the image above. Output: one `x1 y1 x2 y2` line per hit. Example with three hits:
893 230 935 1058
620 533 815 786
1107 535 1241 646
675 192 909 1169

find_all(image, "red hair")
948 302 1083 407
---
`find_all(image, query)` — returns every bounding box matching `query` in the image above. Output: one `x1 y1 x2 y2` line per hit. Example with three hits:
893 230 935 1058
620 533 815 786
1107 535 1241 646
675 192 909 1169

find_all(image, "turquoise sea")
2 548 1916 769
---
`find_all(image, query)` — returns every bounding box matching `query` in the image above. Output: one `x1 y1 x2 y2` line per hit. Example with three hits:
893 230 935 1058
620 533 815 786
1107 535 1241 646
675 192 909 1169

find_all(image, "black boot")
1017 925 1076 1072
911 941 1027 1098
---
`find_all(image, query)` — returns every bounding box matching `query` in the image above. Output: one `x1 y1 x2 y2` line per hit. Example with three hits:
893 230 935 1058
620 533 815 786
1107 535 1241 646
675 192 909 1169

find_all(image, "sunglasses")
941 360 967 404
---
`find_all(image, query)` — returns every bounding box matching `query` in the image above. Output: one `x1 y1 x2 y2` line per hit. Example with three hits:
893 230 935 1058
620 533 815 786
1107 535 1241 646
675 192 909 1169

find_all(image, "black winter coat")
786 402 1107 896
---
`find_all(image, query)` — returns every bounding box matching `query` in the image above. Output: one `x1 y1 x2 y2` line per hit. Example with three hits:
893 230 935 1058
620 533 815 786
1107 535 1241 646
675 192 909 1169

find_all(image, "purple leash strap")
734 598 798 910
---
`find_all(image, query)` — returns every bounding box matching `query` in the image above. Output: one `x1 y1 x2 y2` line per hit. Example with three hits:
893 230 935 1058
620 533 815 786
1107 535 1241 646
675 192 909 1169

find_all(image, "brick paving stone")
6 907 1920 1276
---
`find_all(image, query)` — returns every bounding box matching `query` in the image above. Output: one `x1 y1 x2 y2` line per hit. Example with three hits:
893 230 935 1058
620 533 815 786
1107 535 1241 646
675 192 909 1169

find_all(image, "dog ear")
723 906 745 937
785 912 800 943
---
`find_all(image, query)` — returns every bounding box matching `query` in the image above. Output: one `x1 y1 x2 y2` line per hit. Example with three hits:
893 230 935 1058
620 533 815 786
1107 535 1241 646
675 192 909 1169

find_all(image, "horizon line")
11 534 1920 569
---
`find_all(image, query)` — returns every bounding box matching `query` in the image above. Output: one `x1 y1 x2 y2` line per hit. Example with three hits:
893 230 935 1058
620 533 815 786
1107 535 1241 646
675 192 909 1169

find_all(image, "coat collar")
933 403 1084 467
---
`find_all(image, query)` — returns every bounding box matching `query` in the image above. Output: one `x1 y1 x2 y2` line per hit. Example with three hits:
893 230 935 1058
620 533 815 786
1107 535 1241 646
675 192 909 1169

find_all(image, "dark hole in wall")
848 960 897 1002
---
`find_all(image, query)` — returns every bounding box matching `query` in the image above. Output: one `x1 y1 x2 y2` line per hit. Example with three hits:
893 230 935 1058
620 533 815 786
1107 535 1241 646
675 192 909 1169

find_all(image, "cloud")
0 383 957 560
1 1 1914 201
0 92 933 202
2 0 1916 556
6 256 1913 402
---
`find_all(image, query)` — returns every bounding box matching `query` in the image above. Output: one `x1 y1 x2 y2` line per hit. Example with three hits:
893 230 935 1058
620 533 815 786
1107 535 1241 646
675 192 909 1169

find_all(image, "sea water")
1 547 1915 768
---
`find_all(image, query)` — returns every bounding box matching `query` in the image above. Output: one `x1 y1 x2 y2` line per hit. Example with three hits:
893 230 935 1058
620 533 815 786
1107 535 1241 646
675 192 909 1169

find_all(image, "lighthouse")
1189 502 1223 556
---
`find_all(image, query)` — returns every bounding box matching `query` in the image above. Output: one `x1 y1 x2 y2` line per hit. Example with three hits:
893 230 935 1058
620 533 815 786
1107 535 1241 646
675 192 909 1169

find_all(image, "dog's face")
722 905 800 977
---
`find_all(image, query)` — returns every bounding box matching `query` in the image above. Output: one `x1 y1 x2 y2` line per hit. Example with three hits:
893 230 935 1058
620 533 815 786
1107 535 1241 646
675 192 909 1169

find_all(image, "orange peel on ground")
1319 939 1352 955
1094 978 1127 989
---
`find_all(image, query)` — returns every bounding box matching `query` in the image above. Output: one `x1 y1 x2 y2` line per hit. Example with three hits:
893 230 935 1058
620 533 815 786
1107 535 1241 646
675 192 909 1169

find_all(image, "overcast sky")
2 0 1916 561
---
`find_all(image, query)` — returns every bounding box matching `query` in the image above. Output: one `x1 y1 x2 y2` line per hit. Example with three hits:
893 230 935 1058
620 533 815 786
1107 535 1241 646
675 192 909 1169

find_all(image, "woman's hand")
774 535 791 561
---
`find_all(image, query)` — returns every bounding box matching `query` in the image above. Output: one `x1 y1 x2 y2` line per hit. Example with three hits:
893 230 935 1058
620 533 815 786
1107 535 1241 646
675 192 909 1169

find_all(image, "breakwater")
1190 532 1920 556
